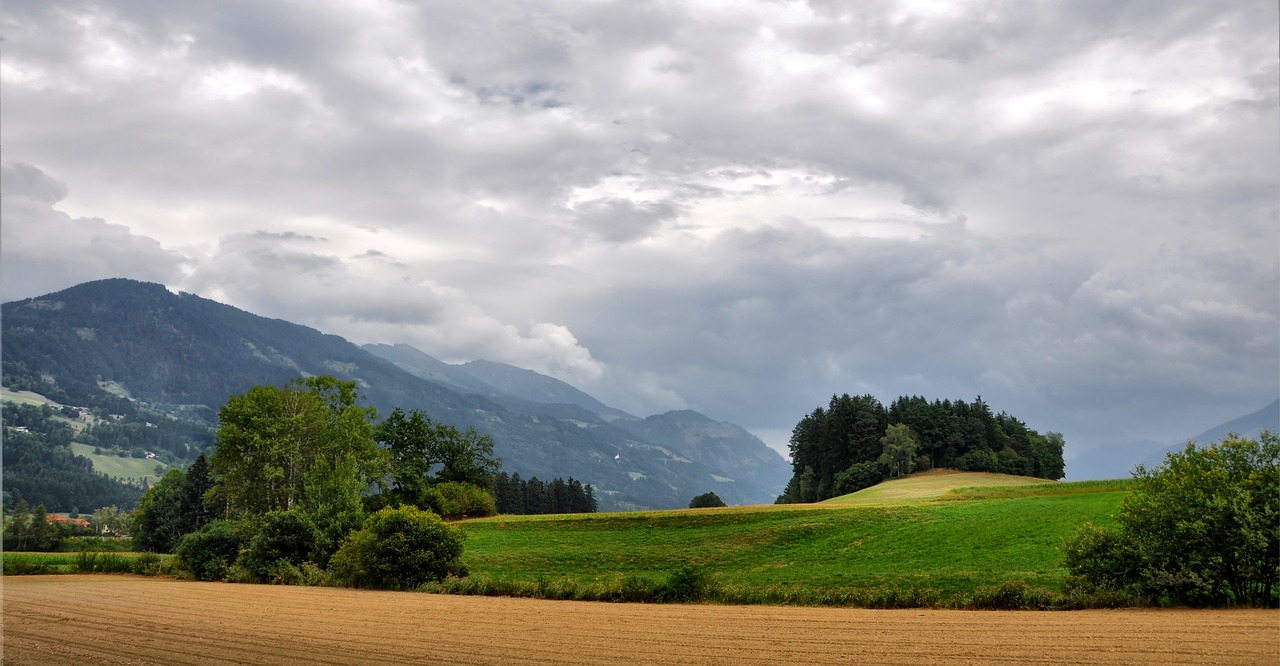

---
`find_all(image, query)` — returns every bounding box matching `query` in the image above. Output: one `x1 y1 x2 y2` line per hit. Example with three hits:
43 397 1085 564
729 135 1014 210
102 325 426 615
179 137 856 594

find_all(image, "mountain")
615 410 791 497
1140 399 1280 468
455 360 636 421
362 344 634 420
1068 400 1280 480
2 279 786 509
364 343 791 498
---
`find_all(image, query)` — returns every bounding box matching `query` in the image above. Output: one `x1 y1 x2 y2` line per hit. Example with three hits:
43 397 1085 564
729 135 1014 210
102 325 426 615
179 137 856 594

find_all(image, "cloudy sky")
3 0 1277 476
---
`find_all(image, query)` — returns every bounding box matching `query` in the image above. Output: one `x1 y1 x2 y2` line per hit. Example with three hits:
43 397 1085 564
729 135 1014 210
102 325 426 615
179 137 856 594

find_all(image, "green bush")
617 575 659 602
424 482 497 520
329 506 466 590
655 565 718 603
175 520 245 581
238 510 319 582
132 552 164 576
71 551 133 574
965 581 1054 610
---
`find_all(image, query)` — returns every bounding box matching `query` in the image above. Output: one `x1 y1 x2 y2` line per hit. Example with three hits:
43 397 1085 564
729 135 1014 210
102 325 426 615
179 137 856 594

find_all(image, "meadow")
68 442 169 484
2 472 1132 607
449 473 1129 605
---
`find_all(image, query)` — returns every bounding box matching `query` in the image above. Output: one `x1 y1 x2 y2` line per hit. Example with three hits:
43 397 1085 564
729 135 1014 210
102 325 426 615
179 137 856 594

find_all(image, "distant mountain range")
1 279 791 510
1068 399 1279 480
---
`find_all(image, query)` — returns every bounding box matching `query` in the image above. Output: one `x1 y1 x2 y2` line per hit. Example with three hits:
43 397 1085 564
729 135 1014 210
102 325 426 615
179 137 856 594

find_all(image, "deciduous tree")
1063 432 1279 606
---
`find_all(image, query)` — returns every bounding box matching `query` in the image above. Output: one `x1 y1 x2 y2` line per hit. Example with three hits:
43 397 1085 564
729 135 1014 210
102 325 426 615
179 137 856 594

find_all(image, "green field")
69 443 168 484
2 551 173 575
0 387 62 407
457 474 1126 601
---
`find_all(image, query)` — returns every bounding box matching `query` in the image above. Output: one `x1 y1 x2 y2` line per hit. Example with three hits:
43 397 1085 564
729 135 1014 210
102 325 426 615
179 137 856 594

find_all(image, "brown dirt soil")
4 575 1277 665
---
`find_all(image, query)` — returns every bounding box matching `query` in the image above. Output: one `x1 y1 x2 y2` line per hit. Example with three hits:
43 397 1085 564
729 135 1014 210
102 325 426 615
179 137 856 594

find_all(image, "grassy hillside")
458 478 1127 601
69 443 167 485
821 469 1052 506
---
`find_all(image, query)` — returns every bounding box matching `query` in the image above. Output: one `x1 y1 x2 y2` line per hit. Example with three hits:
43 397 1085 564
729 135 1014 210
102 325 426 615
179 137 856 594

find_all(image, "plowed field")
4 576 1277 665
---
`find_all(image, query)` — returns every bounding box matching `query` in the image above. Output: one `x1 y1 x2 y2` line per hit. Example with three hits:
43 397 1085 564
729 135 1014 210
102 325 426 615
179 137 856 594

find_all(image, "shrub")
965 581 1054 610
71 551 133 574
132 552 164 576
424 482 497 520
688 492 727 509
329 506 466 590
238 510 319 582
175 520 245 581
655 565 718 603
617 575 659 602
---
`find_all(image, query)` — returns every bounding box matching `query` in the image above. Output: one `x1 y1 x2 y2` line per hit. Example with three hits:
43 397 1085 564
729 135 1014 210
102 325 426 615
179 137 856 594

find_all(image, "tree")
91 505 125 536
178 453 217 534
688 491 727 508
4 500 32 550
1063 432 1279 606
329 506 466 589
175 520 245 581
878 424 919 478
211 377 386 517
130 469 187 553
375 408 501 504
832 460 886 496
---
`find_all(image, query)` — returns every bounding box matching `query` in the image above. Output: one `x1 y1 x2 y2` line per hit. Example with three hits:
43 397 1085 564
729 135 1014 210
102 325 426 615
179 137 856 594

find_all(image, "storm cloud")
2 0 1276 474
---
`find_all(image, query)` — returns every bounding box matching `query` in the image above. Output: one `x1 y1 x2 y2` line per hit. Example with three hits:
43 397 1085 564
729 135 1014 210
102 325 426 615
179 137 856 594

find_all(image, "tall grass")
419 570 1145 609
2 551 174 576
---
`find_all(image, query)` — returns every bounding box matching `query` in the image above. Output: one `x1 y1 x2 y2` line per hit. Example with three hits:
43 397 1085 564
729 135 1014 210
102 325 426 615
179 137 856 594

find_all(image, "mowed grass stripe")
821 470 1055 506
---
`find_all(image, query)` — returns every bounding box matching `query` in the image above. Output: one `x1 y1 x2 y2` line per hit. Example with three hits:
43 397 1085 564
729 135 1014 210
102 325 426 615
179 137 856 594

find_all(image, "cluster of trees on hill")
2 404 143 511
779 394 1065 503
492 472 598 515
127 377 507 588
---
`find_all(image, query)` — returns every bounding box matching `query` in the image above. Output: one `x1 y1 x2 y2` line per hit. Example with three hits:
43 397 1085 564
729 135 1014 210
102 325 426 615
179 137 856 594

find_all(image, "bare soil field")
4 575 1277 665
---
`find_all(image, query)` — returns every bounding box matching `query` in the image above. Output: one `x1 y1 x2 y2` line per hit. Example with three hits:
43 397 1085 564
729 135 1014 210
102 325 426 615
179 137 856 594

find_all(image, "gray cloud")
2 0 1275 471
0 164 188 299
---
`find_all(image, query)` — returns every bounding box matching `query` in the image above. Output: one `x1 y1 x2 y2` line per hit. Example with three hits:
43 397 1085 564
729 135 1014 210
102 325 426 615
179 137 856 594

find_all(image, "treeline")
492 472 598 515
779 394 1065 503
2 407 143 512
2 500 98 551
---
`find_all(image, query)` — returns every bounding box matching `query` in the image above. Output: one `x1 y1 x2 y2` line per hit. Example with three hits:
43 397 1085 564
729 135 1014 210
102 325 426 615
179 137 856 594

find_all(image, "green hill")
454 479 1128 603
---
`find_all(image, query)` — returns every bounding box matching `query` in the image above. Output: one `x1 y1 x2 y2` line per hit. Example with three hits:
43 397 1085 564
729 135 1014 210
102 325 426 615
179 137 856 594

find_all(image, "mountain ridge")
2 278 790 509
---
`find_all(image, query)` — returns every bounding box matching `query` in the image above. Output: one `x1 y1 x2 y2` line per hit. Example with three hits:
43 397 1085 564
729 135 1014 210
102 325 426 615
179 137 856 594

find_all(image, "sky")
2 0 1277 477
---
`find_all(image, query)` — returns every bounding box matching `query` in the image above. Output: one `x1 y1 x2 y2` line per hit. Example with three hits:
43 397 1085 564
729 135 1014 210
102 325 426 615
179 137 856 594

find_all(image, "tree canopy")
211 376 386 517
